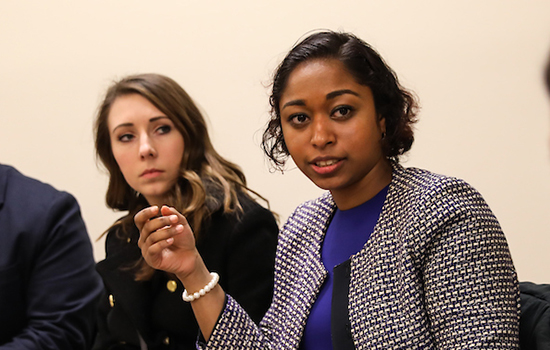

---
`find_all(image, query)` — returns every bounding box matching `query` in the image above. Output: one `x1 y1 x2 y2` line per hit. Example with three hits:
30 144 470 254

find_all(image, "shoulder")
383 164 503 257
230 192 278 233
216 191 277 224
0 164 83 238
380 164 503 253
196 192 278 270
390 164 487 212
1 164 80 217
200 192 278 241
237 192 272 214
393 164 470 192
2 164 75 202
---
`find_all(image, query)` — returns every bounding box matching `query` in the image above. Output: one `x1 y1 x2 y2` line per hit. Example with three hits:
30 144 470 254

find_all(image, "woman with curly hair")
136 32 520 349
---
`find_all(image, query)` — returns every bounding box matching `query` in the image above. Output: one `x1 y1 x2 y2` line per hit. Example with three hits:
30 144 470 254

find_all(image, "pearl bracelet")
182 272 219 302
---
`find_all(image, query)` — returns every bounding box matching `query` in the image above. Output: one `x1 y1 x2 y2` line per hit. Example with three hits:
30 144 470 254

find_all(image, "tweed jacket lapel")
270 192 336 349
304 191 336 278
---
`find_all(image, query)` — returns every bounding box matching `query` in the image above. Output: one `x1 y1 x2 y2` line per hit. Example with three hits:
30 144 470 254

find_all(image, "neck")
331 160 392 210
143 194 169 208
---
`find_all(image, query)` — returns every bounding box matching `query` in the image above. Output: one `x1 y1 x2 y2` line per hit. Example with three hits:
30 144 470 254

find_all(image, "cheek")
280 124 298 153
111 147 132 177
350 120 382 143
174 138 185 161
166 138 185 169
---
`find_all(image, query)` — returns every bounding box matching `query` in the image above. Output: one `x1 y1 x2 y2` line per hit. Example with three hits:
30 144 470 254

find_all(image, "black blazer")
93 193 278 350
0 164 102 349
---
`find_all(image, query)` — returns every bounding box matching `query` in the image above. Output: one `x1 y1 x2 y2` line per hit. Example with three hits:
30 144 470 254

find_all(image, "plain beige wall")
1 1 549 283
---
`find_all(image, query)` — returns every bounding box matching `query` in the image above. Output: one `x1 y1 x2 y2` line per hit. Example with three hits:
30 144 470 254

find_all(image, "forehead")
108 93 165 129
280 59 369 103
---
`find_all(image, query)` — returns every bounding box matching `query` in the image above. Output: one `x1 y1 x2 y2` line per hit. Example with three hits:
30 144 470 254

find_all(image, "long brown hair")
95 73 260 280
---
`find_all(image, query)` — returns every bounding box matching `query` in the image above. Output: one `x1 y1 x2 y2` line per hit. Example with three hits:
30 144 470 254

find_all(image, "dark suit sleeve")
221 204 279 324
0 192 103 350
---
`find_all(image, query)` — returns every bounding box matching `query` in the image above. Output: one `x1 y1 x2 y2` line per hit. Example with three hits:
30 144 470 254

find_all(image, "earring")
381 132 386 139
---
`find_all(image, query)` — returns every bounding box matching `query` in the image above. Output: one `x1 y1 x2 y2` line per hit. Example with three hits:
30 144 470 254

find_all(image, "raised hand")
135 205 199 278
135 205 226 340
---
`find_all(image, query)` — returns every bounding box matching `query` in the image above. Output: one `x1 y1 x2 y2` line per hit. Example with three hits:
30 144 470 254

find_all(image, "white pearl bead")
181 272 220 302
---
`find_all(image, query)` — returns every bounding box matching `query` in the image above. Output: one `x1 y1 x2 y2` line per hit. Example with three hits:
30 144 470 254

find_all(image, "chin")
309 179 340 191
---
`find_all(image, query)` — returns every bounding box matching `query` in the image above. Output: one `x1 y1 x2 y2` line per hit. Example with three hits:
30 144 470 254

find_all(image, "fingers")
161 205 188 224
137 214 175 249
142 225 183 256
135 205 190 249
146 221 183 246
135 206 159 231
134 205 202 277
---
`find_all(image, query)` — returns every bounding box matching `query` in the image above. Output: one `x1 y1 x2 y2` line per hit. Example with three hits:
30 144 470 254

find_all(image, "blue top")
300 186 388 350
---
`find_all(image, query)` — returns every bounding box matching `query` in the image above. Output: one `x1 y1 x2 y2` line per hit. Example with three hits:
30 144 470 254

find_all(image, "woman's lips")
310 158 343 175
141 169 164 179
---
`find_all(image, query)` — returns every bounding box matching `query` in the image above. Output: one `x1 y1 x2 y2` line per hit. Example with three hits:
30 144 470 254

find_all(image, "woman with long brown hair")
92 73 278 349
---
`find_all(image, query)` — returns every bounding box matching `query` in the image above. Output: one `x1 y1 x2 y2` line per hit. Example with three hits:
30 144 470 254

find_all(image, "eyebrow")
112 116 169 133
281 89 360 110
326 89 359 100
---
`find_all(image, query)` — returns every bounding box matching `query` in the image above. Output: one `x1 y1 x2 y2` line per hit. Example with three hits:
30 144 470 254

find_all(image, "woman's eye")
333 106 353 119
118 134 134 142
157 125 172 134
289 114 309 125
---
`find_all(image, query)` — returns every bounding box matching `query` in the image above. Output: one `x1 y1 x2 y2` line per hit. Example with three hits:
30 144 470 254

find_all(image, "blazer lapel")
284 193 336 349
347 163 408 348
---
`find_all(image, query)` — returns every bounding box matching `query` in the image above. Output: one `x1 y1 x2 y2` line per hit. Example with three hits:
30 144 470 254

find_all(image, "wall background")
1 1 549 282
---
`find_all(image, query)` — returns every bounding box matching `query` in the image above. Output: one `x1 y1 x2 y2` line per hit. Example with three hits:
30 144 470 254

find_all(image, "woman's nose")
139 136 157 159
311 117 335 148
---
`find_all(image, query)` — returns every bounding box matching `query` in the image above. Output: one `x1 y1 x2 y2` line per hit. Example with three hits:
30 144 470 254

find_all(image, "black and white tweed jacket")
200 164 520 349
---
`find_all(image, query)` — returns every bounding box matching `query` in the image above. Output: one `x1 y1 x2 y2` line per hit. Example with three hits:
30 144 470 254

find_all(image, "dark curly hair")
262 31 419 170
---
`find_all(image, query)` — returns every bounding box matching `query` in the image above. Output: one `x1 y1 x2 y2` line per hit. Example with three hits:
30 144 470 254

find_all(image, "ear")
378 114 386 133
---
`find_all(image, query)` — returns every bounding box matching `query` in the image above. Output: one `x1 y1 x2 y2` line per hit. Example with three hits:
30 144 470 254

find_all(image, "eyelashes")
156 125 172 134
287 113 309 125
331 106 354 119
114 124 173 143
118 133 134 142
286 105 355 126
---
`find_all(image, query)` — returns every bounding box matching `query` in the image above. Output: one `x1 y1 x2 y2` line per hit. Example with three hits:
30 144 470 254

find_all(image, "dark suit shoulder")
0 164 79 215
